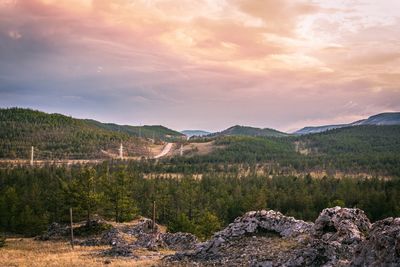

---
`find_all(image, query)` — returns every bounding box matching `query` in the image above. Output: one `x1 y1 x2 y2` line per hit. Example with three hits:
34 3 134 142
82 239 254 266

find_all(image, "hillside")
295 112 400 135
168 125 400 176
211 125 288 137
0 108 180 159
85 120 184 140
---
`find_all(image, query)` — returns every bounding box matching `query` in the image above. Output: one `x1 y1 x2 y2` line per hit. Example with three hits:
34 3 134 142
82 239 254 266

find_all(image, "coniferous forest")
1 162 399 238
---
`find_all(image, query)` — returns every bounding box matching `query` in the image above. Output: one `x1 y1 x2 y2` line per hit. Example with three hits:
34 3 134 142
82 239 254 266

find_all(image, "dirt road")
153 143 173 159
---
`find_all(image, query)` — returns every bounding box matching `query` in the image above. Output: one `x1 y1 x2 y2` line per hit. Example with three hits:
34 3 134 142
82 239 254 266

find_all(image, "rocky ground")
31 208 400 266
36 217 198 263
165 207 400 266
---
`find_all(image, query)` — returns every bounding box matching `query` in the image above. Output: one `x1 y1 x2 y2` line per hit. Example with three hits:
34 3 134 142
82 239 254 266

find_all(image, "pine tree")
68 167 101 225
102 169 138 222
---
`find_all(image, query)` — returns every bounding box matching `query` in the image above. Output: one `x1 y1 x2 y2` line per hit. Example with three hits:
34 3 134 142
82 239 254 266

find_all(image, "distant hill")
0 108 181 159
211 125 288 137
175 125 400 176
294 124 348 135
85 120 184 140
181 130 211 137
294 112 400 135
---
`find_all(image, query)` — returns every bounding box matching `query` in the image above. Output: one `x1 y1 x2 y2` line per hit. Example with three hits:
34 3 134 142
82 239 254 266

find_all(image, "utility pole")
152 201 156 233
119 143 123 160
180 144 183 156
69 208 74 249
30 146 34 166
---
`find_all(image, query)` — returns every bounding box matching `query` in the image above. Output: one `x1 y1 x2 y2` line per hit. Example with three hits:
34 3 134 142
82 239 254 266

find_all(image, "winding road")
153 143 173 159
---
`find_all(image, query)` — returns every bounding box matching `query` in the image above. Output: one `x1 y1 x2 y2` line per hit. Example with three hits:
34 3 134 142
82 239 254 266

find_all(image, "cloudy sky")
1 0 399 132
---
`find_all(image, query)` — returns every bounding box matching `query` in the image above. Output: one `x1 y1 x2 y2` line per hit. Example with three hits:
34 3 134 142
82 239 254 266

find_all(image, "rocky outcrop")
37 209 400 266
313 207 371 244
351 217 400 266
167 207 400 267
284 207 372 266
79 218 198 257
169 210 313 264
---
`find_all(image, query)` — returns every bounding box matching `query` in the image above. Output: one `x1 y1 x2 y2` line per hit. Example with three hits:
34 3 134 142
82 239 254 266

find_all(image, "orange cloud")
1 0 399 131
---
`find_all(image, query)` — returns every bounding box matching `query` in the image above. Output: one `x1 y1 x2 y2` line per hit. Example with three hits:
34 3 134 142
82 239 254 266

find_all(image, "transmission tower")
30 146 34 166
119 143 124 160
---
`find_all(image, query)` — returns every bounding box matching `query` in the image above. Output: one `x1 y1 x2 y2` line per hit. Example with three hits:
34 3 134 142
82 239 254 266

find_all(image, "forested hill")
0 108 181 159
173 125 400 176
84 120 184 139
210 125 288 137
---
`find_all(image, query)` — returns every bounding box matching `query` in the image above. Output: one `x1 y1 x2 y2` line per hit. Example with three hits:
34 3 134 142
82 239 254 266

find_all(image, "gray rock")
36 222 69 240
179 209 313 261
162 232 198 250
125 218 156 236
283 207 372 267
313 207 371 245
134 232 198 251
351 217 400 266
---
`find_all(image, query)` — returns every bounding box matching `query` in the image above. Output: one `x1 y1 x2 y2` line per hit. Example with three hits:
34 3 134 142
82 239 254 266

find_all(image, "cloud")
0 0 399 131
233 0 319 35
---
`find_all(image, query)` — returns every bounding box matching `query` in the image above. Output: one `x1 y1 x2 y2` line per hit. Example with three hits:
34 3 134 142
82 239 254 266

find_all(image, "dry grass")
0 238 168 267
186 141 215 156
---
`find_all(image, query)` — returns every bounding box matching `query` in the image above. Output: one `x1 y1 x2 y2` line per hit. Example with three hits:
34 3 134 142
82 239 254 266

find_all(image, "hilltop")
295 112 400 135
210 125 288 138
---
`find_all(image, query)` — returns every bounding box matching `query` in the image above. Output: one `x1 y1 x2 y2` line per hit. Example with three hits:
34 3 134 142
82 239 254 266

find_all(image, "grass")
0 238 170 267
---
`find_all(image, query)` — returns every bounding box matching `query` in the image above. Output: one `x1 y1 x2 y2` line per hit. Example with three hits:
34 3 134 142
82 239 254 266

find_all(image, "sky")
1 0 400 132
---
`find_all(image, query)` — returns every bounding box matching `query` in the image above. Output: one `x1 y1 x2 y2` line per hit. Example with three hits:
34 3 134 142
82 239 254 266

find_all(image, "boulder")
313 207 371 245
282 207 372 267
227 210 313 238
351 217 400 266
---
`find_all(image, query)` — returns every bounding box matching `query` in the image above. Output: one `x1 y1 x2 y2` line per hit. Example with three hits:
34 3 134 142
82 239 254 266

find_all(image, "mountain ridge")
295 112 400 135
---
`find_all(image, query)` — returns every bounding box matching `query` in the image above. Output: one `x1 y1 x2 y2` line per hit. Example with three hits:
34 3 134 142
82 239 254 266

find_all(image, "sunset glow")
1 0 400 131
